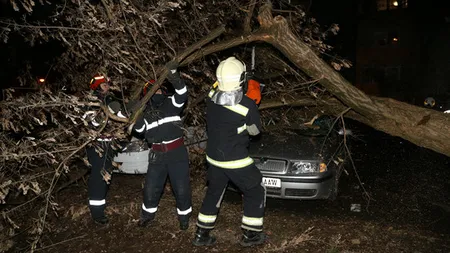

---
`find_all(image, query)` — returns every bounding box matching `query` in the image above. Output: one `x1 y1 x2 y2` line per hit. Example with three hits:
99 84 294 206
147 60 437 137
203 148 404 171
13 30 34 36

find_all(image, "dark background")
1 0 450 106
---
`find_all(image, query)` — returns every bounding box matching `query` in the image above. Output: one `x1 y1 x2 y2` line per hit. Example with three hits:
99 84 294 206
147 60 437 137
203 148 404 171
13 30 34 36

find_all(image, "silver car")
247 117 347 200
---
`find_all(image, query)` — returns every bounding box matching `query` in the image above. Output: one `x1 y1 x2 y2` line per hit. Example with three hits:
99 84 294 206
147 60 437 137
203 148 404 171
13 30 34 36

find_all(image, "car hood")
249 130 338 161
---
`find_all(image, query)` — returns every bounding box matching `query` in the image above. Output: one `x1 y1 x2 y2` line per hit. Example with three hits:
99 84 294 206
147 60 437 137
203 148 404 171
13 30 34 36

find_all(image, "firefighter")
132 61 192 230
193 57 266 247
84 74 129 225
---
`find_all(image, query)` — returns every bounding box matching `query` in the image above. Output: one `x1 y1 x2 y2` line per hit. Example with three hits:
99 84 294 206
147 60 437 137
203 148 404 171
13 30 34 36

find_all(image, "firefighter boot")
240 229 266 247
138 211 155 228
192 227 216 246
93 216 109 225
89 206 109 225
180 220 189 230
179 214 190 230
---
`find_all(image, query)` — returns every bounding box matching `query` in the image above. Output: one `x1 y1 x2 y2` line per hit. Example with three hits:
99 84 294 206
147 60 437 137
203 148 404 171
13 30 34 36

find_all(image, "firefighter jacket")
132 73 188 163
83 91 129 141
206 88 262 169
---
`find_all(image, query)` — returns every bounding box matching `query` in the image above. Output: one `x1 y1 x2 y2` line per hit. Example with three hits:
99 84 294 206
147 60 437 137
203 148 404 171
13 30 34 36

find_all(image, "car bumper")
113 150 149 174
261 173 335 200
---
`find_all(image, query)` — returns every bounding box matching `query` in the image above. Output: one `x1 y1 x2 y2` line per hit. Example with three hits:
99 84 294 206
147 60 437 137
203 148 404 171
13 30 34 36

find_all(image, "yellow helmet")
216 57 246 91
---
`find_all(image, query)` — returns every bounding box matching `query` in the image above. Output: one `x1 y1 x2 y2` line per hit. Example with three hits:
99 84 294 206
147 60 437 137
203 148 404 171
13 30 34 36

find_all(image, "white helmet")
216 57 246 91
424 97 436 108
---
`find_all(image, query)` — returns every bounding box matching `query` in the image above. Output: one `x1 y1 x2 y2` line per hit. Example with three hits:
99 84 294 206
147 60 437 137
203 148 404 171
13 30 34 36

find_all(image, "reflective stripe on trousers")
89 199 106 206
197 213 218 229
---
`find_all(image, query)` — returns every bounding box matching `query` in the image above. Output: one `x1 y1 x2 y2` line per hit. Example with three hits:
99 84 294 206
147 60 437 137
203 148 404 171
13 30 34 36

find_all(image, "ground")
10 122 450 253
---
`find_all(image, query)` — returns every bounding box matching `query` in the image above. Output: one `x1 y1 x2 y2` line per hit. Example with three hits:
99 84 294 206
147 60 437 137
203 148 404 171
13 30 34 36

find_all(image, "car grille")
266 187 282 196
253 158 287 173
285 188 317 197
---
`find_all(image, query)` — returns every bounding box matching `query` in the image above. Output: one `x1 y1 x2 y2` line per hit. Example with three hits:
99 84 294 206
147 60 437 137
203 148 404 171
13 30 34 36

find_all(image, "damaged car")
246 116 348 200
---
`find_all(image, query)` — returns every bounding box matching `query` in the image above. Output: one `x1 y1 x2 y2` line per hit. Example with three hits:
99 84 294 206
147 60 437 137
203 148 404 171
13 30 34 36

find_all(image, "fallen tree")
1 0 449 251
133 2 450 156
104 1 450 156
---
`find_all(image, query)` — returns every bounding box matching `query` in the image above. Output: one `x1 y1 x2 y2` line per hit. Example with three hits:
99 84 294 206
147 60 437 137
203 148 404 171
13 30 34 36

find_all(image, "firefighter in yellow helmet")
193 57 266 247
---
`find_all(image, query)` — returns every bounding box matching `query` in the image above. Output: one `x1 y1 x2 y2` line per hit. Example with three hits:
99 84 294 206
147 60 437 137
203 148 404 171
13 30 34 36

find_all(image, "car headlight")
290 161 327 174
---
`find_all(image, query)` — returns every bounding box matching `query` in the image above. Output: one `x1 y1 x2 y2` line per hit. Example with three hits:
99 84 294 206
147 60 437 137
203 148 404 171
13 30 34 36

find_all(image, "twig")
2 189 50 215
319 107 350 154
151 22 177 57
0 21 109 32
55 170 89 193
118 1 154 80
243 0 257 33
30 135 96 251
100 0 113 21
340 116 373 211
13 101 101 109
35 234 87 251
129 25 226 123
0 148 81 159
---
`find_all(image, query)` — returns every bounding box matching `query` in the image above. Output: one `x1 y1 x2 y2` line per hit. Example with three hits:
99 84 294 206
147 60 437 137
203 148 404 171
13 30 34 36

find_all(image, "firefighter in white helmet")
193 57 266 247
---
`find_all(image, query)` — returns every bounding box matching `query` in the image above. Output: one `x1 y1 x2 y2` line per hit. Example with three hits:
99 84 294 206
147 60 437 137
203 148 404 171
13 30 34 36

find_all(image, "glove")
166 60 179 73
166 60 180 82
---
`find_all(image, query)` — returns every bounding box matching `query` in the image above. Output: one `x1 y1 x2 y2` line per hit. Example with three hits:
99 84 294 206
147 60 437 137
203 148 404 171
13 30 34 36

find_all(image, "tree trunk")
255 3 450 157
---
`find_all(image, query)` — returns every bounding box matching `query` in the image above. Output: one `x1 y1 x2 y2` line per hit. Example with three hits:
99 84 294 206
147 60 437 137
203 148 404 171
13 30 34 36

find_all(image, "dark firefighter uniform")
84 75 129 224
197 88 266 232
133 64 192 229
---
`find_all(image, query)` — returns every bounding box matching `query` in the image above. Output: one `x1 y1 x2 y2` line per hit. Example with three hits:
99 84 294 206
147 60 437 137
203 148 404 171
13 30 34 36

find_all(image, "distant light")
393 1 399 7
392 37 398 42
38 78 45 83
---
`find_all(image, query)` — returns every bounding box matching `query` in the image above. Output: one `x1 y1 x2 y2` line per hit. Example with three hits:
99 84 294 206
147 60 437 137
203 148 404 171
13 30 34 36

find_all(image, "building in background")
356 0 450 105
355 0 418 101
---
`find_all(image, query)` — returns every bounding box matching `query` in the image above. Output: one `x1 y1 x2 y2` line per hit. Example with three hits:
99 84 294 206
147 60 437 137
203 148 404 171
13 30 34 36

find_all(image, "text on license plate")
262 177 281 188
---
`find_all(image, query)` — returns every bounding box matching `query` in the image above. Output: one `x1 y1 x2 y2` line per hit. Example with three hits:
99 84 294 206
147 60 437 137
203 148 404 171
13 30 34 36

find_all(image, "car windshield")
287 126 330 137
271 116 335 137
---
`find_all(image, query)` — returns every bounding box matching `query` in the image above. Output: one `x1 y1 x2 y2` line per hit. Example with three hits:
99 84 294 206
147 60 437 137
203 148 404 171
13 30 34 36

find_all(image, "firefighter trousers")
197 163 266 232
86 141 114 219
141 160 192 223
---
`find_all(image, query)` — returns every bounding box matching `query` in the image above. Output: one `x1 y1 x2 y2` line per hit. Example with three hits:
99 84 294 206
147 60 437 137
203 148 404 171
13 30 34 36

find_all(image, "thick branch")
259 97 317 110
180 32 268 67
129 25 226 123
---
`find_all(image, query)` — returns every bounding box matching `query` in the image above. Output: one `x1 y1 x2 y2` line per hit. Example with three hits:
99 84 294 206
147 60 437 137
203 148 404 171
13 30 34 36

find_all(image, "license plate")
262 177 281 188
